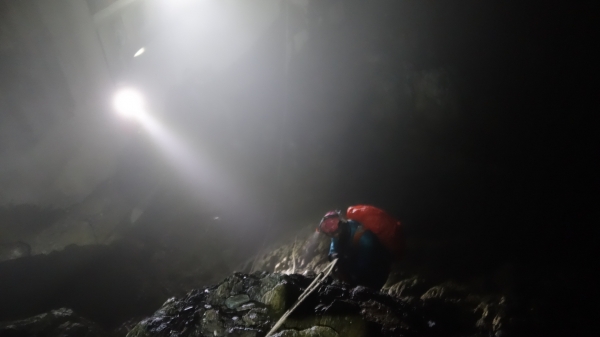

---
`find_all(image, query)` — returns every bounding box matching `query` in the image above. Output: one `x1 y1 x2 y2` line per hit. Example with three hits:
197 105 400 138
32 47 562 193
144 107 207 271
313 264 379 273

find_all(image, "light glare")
133 47 145 57
113 88 144 118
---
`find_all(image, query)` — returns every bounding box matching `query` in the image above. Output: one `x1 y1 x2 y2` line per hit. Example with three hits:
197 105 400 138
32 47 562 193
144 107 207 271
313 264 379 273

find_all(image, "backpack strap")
352 226 366 246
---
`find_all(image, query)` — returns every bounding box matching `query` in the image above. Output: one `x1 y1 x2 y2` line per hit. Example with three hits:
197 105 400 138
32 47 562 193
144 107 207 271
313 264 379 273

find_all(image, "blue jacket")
328 220 392 289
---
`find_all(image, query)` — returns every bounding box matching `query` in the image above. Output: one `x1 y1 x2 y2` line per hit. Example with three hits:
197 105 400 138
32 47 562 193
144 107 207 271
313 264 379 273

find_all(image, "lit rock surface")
0 308 109 337
125 272 508 337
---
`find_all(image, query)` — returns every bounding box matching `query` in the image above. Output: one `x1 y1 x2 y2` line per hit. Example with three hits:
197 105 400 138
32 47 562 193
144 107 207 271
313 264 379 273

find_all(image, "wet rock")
385 276 431 300
248 230 330 275
227 327 262 337
201 309 225 336
245 274 282 304
226 295 251 309
349 286 376 302
475 296 512 336
283 315 366 337
236 302 258 312
317 299 360 316
271 326 338 337
318 285 345 299
209 275 243 305
261 284 288 317
125 271 509 337
242 308 268 326
298 326 338 337
417 282 484 336
155 297 178 316
126 273 280 337
360 300 401 328
0 308 108 337
271 330 299 337
420 282 471 302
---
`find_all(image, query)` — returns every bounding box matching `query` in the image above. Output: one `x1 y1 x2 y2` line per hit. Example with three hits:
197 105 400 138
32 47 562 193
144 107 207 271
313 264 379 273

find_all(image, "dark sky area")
0 0 596 272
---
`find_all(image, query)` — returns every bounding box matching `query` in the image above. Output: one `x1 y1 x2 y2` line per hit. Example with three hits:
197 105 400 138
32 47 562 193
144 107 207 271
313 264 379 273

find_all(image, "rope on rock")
265 258 338 337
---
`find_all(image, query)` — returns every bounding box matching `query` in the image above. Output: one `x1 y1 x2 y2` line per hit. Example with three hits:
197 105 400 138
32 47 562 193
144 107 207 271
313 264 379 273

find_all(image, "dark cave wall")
191 3 597 322
243 0 597 244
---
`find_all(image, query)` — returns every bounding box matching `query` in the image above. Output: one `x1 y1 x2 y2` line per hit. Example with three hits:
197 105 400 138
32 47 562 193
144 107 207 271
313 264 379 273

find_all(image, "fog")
2 0 593 230
0 1 596 334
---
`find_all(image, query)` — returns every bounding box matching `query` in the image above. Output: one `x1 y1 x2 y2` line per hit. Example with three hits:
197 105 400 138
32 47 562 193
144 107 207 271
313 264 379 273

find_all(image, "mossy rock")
261 283 288 317
283 314 366 337
273 326 339 337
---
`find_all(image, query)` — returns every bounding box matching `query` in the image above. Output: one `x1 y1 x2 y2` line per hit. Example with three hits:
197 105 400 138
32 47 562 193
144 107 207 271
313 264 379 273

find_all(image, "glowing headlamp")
113 88 145 119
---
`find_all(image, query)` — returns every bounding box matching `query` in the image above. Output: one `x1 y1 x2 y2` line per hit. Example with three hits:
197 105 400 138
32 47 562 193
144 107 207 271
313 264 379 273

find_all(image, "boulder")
0 308 109 337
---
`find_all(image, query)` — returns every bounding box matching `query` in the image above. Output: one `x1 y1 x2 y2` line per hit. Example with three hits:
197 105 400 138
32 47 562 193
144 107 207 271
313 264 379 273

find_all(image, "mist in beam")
112 87 238 205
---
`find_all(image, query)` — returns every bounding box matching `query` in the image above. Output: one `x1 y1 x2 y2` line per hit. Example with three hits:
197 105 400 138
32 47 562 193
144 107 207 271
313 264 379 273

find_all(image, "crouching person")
318 210 393 289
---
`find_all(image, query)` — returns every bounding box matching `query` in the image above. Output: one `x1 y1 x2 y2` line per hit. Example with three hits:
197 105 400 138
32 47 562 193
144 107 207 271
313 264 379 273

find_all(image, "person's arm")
328 238 340 261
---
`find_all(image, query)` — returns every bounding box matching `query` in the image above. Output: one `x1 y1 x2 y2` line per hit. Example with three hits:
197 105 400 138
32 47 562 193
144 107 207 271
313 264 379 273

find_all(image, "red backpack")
346 205 405 260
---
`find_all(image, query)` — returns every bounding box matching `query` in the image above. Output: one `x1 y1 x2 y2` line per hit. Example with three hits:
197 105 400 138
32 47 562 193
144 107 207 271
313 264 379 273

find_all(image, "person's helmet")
318 210 342 235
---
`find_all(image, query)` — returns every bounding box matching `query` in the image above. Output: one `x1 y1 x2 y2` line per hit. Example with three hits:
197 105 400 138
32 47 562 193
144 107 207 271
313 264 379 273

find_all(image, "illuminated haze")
0 0 593 244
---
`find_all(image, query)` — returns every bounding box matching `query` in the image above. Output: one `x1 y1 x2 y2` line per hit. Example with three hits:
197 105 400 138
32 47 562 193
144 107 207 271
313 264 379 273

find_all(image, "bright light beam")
112 87 251 221
112 88 235 204
113 88 145 119
135 106 240 205
113 88 201 177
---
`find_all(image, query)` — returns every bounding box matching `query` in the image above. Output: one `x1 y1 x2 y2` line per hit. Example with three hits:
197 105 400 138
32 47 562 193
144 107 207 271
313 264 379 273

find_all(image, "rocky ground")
0 227 565 337
0 206 595 337
126 271 512 337
1 271 510 337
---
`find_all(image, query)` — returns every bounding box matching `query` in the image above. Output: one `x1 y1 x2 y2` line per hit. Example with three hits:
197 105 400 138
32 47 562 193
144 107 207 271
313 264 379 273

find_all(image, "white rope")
265 259 338 337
